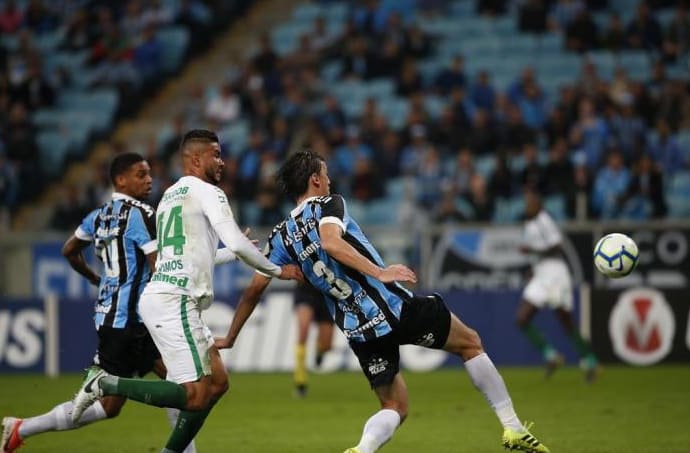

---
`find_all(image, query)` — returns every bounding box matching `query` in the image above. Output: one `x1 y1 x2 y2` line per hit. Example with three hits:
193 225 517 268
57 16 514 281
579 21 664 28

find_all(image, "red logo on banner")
609 288 675 365
625 298 661 352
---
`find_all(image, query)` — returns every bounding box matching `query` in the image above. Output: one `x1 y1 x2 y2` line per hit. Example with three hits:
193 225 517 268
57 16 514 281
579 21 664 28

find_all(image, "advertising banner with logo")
590 288 690 365
0 298 46 373
0 290 584 374
425 227 592 291
588 226 690 365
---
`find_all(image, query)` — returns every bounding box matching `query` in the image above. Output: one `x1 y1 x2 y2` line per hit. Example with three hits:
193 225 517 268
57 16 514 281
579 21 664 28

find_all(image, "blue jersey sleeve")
75 209 99 241
126 206 157 255
264 226 294 267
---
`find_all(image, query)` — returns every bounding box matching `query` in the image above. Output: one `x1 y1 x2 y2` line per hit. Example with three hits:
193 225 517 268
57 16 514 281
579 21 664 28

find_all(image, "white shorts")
522 259 573 310
139 293 213 384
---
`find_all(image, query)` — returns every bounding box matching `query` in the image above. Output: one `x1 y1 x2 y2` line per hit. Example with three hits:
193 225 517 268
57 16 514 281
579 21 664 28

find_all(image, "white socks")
19 401 107 437
464 352 523 432
355 409 401 453
165 408 197 453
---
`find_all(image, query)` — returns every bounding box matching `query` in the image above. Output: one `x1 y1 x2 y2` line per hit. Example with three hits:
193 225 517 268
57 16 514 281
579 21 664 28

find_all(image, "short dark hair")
179 129 219 152
276 150 325 200
109 152 146 185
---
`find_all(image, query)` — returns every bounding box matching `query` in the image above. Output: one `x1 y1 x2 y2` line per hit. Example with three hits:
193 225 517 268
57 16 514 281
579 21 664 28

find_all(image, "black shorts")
349 293 452 388
294 283 333 324
94 324 161 377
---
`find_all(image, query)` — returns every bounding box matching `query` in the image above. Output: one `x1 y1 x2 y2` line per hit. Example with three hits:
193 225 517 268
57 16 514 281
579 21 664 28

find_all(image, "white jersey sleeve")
199 185 282 277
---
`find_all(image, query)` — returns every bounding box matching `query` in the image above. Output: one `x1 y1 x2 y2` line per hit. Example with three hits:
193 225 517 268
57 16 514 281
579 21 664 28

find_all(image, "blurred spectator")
470 108 499 154
466 173 494 221
205 82 241 125
626 1 663 50
601 13 626 52
662 2 690 62
621 154 666 218
433 55 466 95
592 150 630 218
543 138 577 214
404 23 433 58
342 35 375 79
434 188 467 223
518 83 548 129
415 146 444 209
569 98 608 169
430 106 467 153
256 184 284 226
49 184 93 231
395 58 423 96
489 152 515 199
309 16 338 54
0 151 17 222
376 129 403 180
520 143 545 192
252 33 278 76
566 9 599 52
333 125 374 186
141 0 174 29
549 0 586 31
471 70 497 113
0 0 23 34
400 123 430 174
448 148 476 196
12 59 54 110
375 38 404 78
648 118 685 175
544 107 571 147
498 103 536 150
3 103 39 202
133 25 163 82
609 94 646 158
24 0 58 34
519 0 549 33
478 0 507 16
351 158 383 201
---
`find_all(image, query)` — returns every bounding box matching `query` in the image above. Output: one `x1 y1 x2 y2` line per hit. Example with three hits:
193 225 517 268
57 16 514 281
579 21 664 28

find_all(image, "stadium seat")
36 131 70 176
544 194 568 221
158 27 190 73
364 198 400 225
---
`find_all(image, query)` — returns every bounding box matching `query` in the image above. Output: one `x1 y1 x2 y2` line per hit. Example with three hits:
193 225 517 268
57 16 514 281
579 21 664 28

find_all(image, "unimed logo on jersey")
608 288 675 365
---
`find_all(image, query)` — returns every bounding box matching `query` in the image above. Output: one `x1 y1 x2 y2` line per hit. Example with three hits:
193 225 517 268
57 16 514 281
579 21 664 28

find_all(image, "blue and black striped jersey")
76 192 157 330
265 194 413 342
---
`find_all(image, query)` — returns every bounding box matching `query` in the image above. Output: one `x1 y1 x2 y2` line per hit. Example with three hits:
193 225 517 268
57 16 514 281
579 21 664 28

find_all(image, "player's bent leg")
164 347 227 453
443 313 550 453
346 374 406 453
554 308 601 382
517 300 563 376
315 321 334 368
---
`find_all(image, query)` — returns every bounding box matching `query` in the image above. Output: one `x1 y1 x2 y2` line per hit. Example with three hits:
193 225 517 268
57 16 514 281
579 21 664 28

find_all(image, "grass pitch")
1 366 688 452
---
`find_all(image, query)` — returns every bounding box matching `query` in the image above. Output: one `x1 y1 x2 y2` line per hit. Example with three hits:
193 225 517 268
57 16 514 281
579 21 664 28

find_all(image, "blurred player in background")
293 281 334 397
70 130 302 453
1 153 197 453
517 190 600 382
217 150 550 453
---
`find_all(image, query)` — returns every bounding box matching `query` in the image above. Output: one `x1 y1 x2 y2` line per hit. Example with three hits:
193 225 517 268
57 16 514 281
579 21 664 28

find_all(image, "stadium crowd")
0 0 249 231
0 0 688 232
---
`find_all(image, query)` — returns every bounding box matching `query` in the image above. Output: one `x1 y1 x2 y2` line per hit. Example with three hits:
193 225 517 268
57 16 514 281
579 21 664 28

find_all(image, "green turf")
1 366 688 452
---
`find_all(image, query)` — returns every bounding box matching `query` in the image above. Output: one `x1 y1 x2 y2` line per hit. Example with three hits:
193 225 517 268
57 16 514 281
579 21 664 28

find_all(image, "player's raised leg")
444 311 550 452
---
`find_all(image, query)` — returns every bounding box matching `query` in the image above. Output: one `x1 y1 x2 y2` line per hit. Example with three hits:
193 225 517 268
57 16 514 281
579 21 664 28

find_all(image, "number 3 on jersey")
313 260 352 299
157 206 186 255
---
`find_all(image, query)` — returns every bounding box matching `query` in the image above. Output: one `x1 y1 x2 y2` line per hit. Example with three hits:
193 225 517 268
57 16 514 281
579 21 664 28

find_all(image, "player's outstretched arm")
215 272 272 349
319 223 417 284
62 235 100 286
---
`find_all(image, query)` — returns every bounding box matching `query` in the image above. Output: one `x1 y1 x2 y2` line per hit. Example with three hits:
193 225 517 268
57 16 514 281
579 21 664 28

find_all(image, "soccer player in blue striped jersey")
1 153 196 453
217 150 550 453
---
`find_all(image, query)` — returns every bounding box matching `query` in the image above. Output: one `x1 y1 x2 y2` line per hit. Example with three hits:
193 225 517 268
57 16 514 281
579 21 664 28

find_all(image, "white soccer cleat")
71 367 107 424
2 417 24 453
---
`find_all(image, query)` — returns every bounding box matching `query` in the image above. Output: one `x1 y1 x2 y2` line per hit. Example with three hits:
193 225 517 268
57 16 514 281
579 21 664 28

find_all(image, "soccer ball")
593 233 639 278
